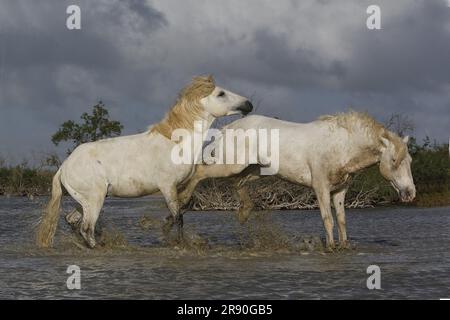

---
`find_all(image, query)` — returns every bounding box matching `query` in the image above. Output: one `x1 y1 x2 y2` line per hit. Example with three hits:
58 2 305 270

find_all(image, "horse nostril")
237 101 253 115
245 101 254 112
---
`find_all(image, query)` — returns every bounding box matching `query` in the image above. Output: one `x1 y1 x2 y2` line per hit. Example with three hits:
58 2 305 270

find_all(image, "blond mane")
150 75 216 139
319 111 407 165
319 111 384 138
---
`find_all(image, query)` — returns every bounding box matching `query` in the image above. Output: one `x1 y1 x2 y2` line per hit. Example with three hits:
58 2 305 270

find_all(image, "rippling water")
0 196 449 299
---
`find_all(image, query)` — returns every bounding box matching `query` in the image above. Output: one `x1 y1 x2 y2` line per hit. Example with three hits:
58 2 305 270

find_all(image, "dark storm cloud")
0 0 166 84
212 0 450 94
0 0 168 159
216 29 347 89
196 0 450 143
344 0 450 93
0 1 167 110
0 0 449 161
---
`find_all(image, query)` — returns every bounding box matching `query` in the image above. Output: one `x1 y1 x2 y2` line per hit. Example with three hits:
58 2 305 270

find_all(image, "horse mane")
150 75 216 139
319 111 407 165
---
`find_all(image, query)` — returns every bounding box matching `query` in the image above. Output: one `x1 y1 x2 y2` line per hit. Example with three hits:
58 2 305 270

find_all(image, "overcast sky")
0 0 449 163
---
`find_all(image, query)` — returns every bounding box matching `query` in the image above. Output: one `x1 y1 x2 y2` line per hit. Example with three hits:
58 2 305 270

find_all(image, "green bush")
411 146 449 193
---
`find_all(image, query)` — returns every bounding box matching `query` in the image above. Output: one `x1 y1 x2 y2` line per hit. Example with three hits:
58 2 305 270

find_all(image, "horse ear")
402 136 410 144
206 74 214 83
380 136 390 148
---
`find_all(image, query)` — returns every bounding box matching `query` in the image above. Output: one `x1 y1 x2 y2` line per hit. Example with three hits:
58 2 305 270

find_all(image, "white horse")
36 75 253 248
178 112 416 250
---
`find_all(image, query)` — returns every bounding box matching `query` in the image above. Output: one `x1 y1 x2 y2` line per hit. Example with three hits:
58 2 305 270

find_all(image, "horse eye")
392 158 396 163
217 91 225 97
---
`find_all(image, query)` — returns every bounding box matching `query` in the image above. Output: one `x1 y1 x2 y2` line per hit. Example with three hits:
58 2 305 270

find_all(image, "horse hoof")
338 241 352 250
80 229 96 249
82 237 96 249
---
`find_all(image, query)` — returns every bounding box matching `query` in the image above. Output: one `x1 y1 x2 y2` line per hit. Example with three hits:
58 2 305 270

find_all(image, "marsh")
0 196 449 299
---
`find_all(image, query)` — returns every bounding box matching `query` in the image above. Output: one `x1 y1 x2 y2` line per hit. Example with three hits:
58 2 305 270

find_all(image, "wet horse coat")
178 112 416 249
36 76 253 248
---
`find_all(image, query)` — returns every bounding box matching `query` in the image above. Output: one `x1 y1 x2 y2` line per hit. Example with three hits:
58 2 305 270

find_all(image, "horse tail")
36 169 63 248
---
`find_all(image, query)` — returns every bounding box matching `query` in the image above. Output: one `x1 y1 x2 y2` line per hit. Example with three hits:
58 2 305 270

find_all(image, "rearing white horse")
36 75 253 248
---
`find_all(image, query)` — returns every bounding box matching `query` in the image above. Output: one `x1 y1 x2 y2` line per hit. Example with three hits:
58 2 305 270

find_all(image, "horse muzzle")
399 187 416 203
236 100 253 115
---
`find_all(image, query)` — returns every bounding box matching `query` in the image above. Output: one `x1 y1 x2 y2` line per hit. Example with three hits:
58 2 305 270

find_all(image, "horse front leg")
314 185 335 251
332 188 350 250
234 165 261 224
236 184 254 224
178 176 203 209
160 184 183 242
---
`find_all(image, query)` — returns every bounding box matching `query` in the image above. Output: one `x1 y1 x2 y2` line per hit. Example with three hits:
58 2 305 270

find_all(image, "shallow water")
0 196 449 299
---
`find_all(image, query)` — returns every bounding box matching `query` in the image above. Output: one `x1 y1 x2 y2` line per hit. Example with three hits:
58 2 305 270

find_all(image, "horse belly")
278 166 312 187
109 178 158 197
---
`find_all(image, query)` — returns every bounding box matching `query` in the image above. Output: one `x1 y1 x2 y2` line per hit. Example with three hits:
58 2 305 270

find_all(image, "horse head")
379 133 416 202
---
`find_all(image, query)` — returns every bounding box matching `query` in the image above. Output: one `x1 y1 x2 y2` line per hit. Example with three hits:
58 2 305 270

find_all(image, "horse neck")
343 134 382 173
190 112 216 163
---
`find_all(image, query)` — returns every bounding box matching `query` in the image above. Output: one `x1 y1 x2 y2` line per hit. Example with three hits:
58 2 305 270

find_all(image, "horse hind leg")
62 177 107 248
160 184 183 241
66 206 99 247
79 194 106 248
